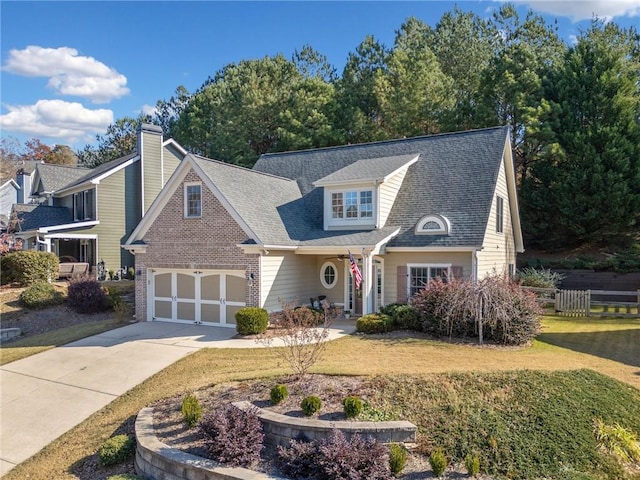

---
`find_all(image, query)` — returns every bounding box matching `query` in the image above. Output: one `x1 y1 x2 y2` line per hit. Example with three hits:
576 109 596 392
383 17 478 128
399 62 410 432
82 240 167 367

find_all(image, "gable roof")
55 153 138 193
254 126 512 249
12 204 72 232
32 164 91 195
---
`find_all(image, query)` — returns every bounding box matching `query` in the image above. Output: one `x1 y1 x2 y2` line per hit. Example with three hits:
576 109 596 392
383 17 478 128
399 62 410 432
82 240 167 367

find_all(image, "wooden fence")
524 287 640 318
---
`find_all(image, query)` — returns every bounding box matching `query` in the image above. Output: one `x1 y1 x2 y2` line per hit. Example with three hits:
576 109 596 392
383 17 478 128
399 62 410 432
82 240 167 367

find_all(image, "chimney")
137 123 164 215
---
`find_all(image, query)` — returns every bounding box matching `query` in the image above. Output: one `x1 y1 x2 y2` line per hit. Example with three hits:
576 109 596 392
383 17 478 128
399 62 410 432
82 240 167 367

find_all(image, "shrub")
389 442 407 477
356 314 393 334
67 275 109 313
106 475 144 480
99 434 135 466
19 281 64 309
429 448 447 477
270 384 289 405
199 404 264 467
517 267 564 288
181 393 202 428
259 300 335 378
391 304 421 331
465 452 481 477
1 251 59 286
318 429 391 480
343 395 363 418
108 289 131 323
301 395 322 416
127 266 135 280
277 438 319 479
235 307 269 335
412 275 542 345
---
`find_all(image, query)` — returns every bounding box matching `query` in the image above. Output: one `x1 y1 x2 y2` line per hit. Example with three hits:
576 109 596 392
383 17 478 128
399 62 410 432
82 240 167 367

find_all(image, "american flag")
349 251 362 289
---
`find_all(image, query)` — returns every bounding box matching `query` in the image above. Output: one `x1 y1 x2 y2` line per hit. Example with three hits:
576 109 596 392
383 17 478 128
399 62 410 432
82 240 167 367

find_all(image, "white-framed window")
407 264 451 298
328 188 375 228
320 262 337 289
73 190 94 221
496 196 504 233
415 214 450 235
184 182 202 218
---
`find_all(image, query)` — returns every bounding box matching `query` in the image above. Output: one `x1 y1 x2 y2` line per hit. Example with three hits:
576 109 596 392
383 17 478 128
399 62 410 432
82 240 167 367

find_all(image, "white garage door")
149 269 246 327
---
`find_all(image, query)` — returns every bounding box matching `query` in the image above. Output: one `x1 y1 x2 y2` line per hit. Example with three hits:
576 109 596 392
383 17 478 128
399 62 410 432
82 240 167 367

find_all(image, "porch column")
362 252 374 314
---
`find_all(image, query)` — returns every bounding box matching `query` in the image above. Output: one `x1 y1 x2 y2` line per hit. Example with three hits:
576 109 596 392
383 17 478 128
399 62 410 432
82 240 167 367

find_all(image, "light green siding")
141 130 163 214
93 163 141 272
477 158 517 278
163 144 182 183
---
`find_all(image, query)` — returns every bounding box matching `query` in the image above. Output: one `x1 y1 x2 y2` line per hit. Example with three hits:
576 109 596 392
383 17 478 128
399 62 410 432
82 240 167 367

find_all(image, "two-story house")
124 126 523 326
13 124 187 275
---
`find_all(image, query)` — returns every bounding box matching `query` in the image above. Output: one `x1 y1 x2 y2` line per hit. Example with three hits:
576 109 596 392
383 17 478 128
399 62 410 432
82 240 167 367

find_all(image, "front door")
347 258 383 315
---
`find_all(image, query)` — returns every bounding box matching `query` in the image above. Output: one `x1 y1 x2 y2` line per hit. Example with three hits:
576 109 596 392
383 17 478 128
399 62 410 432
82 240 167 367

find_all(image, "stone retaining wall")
135 407 283 480
233 401 417 447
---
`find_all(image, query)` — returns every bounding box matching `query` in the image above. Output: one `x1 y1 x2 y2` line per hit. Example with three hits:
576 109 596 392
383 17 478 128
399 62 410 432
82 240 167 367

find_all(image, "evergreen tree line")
76 5 640 250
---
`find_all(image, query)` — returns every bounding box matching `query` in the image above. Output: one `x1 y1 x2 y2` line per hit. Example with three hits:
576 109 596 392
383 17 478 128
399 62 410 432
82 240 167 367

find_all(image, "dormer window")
416 214 450 235
331 189 373 220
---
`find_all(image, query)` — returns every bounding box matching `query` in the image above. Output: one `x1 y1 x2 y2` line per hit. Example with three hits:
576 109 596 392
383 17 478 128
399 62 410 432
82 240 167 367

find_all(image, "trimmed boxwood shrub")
181 393 202 428
67 275 109 313
99 434 135 466
381 304 420 331
19 281 64 309
235 307 269 335
343 395 363 418
1 251 59 286
356 314 393 334
301 395 322 416
270 384 289 405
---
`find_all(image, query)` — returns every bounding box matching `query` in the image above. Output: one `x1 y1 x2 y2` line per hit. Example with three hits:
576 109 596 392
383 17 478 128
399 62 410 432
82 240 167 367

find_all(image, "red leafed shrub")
199 404 264 467
278 430 392 480
411 274 542 345
67 275 109 313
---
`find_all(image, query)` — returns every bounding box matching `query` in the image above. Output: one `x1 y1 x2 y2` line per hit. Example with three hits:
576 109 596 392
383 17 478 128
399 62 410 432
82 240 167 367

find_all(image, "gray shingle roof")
13 204 72 232
34 164 91 194
314 153 419 186
253 126 509 248
57 153 138 192
191 155 308 245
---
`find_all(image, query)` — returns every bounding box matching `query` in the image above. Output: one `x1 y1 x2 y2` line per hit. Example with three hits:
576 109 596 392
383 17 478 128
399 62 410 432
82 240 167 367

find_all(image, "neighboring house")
12 124 187 274
125 126 523 326
15 160 41 204
0 179 20 228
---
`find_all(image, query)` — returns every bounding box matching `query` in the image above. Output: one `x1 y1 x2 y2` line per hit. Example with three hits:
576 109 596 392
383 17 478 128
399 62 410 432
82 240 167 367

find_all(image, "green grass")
3 312 640 479
367 370 640 479
0 318 123 365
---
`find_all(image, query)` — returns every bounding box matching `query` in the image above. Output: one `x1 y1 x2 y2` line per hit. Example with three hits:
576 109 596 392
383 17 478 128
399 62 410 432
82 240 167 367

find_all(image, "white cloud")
504 0 640 22
3 46 129 103
140 104 157 116
0 100 113 142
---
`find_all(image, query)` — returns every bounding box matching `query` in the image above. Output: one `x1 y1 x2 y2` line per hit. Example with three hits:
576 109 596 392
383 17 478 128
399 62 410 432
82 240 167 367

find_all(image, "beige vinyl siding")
378 167 408 227
163 144 183 182
477 159 516 278
142 131 163 215
94 163 141 273
383 252 473 304
316 257 345 305
260 252 317 312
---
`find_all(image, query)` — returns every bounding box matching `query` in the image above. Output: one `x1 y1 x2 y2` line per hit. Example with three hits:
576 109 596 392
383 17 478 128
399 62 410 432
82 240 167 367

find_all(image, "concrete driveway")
0 320 355 476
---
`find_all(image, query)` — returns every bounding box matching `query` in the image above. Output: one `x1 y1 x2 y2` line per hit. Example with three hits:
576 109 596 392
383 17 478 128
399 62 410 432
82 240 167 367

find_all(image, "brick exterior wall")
134 169 260 321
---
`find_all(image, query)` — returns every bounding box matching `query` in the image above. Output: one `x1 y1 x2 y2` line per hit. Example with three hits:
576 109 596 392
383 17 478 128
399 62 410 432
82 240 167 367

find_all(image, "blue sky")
1 1 639 151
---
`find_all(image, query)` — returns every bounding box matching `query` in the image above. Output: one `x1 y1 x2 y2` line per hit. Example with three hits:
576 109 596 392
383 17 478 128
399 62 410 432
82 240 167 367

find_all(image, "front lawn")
4 312 640 479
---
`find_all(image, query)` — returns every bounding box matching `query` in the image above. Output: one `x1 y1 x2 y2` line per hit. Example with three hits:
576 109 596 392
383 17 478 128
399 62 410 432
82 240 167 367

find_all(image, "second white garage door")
150 269 246 326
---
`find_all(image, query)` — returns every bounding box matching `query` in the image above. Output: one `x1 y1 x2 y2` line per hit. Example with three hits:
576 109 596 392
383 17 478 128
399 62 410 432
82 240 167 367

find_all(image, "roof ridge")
259 126 508 159
191 154 297 183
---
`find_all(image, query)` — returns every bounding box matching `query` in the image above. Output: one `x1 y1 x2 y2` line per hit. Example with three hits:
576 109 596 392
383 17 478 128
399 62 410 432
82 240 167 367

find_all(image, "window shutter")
451 266 463 280
397 266 408 303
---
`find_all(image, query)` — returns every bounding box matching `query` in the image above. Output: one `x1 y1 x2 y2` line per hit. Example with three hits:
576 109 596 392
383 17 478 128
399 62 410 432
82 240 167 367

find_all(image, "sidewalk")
0 320 355 476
